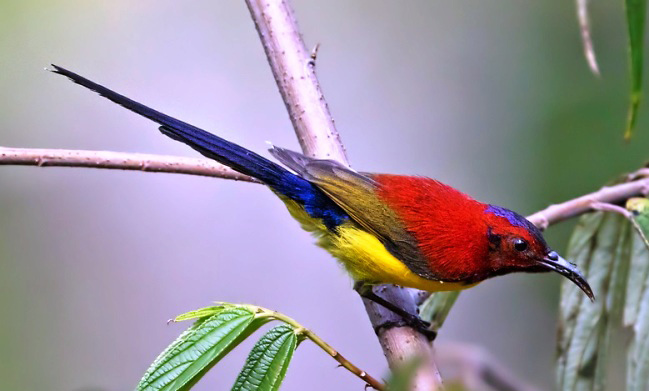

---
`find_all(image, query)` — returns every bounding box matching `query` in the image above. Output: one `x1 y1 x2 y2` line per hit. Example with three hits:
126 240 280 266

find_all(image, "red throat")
373 174 490 281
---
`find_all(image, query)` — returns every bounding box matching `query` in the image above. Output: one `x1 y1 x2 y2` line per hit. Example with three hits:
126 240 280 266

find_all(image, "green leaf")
138 307 270 391
418 291 460 332
232 324 299 391
557 212 625 391
173 305 227 322
624 0 647 140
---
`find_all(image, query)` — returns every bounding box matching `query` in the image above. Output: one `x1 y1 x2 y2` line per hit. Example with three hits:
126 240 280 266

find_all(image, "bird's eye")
513 238 528 252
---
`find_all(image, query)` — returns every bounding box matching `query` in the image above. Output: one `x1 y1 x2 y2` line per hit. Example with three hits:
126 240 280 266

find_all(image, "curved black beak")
539 251 594 301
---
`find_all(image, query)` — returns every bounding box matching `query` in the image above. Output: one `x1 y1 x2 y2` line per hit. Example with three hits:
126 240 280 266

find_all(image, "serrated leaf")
138 307 270 391
557 212 624 391
418 291 460 332
232 324 298 391
624 0 647 140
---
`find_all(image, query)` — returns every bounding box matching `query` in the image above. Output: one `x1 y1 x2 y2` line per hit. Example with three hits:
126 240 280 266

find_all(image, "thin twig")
0 146 258 182
526 177 649 229
590 201 632 218
590 201 649 250
264 307 385 390
303 329 385 391
628 167 649 180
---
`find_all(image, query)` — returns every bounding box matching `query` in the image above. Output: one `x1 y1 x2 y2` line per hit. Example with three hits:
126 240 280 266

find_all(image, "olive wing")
269 146 438 280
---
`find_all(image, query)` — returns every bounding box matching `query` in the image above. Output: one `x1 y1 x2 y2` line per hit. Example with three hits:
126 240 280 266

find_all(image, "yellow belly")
282 198 477 292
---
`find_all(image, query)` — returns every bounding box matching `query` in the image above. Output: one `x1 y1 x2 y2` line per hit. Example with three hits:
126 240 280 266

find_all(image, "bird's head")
481 205 594 300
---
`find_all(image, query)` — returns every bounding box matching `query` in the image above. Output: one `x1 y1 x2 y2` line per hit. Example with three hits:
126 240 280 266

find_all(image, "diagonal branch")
244 1 442 389
245 0 348 163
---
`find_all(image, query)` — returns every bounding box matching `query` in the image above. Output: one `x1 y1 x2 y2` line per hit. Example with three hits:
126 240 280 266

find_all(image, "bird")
49 65 594 334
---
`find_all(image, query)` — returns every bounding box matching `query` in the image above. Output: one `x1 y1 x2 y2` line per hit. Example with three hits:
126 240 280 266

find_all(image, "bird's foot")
354 282 437 341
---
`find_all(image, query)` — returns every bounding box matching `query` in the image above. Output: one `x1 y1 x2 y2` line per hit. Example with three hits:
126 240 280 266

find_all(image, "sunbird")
50 65 594 332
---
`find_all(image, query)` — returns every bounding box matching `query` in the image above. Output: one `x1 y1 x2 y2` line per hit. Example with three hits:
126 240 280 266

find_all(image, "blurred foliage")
556 196 649 391
556 212 627 391
384 357 423 391
576 0 646 140
419 291 460 333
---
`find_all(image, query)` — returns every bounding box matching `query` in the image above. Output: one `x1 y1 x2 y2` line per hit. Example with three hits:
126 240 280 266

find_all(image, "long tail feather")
50 65 349 228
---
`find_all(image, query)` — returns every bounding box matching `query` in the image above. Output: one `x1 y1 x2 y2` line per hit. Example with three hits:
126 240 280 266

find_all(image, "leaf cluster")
557 198 649 391
137 304 301 391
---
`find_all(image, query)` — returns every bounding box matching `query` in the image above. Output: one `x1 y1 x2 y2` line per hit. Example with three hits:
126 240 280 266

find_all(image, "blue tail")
50 65 348 228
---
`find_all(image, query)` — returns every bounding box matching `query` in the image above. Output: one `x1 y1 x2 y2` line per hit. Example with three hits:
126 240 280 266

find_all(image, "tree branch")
526 175 649 228
245 0 348 162
244 1 442 389
0 146 257 182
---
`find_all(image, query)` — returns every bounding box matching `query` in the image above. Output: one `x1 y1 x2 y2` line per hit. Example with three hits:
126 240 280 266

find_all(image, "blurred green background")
0 1 646 390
